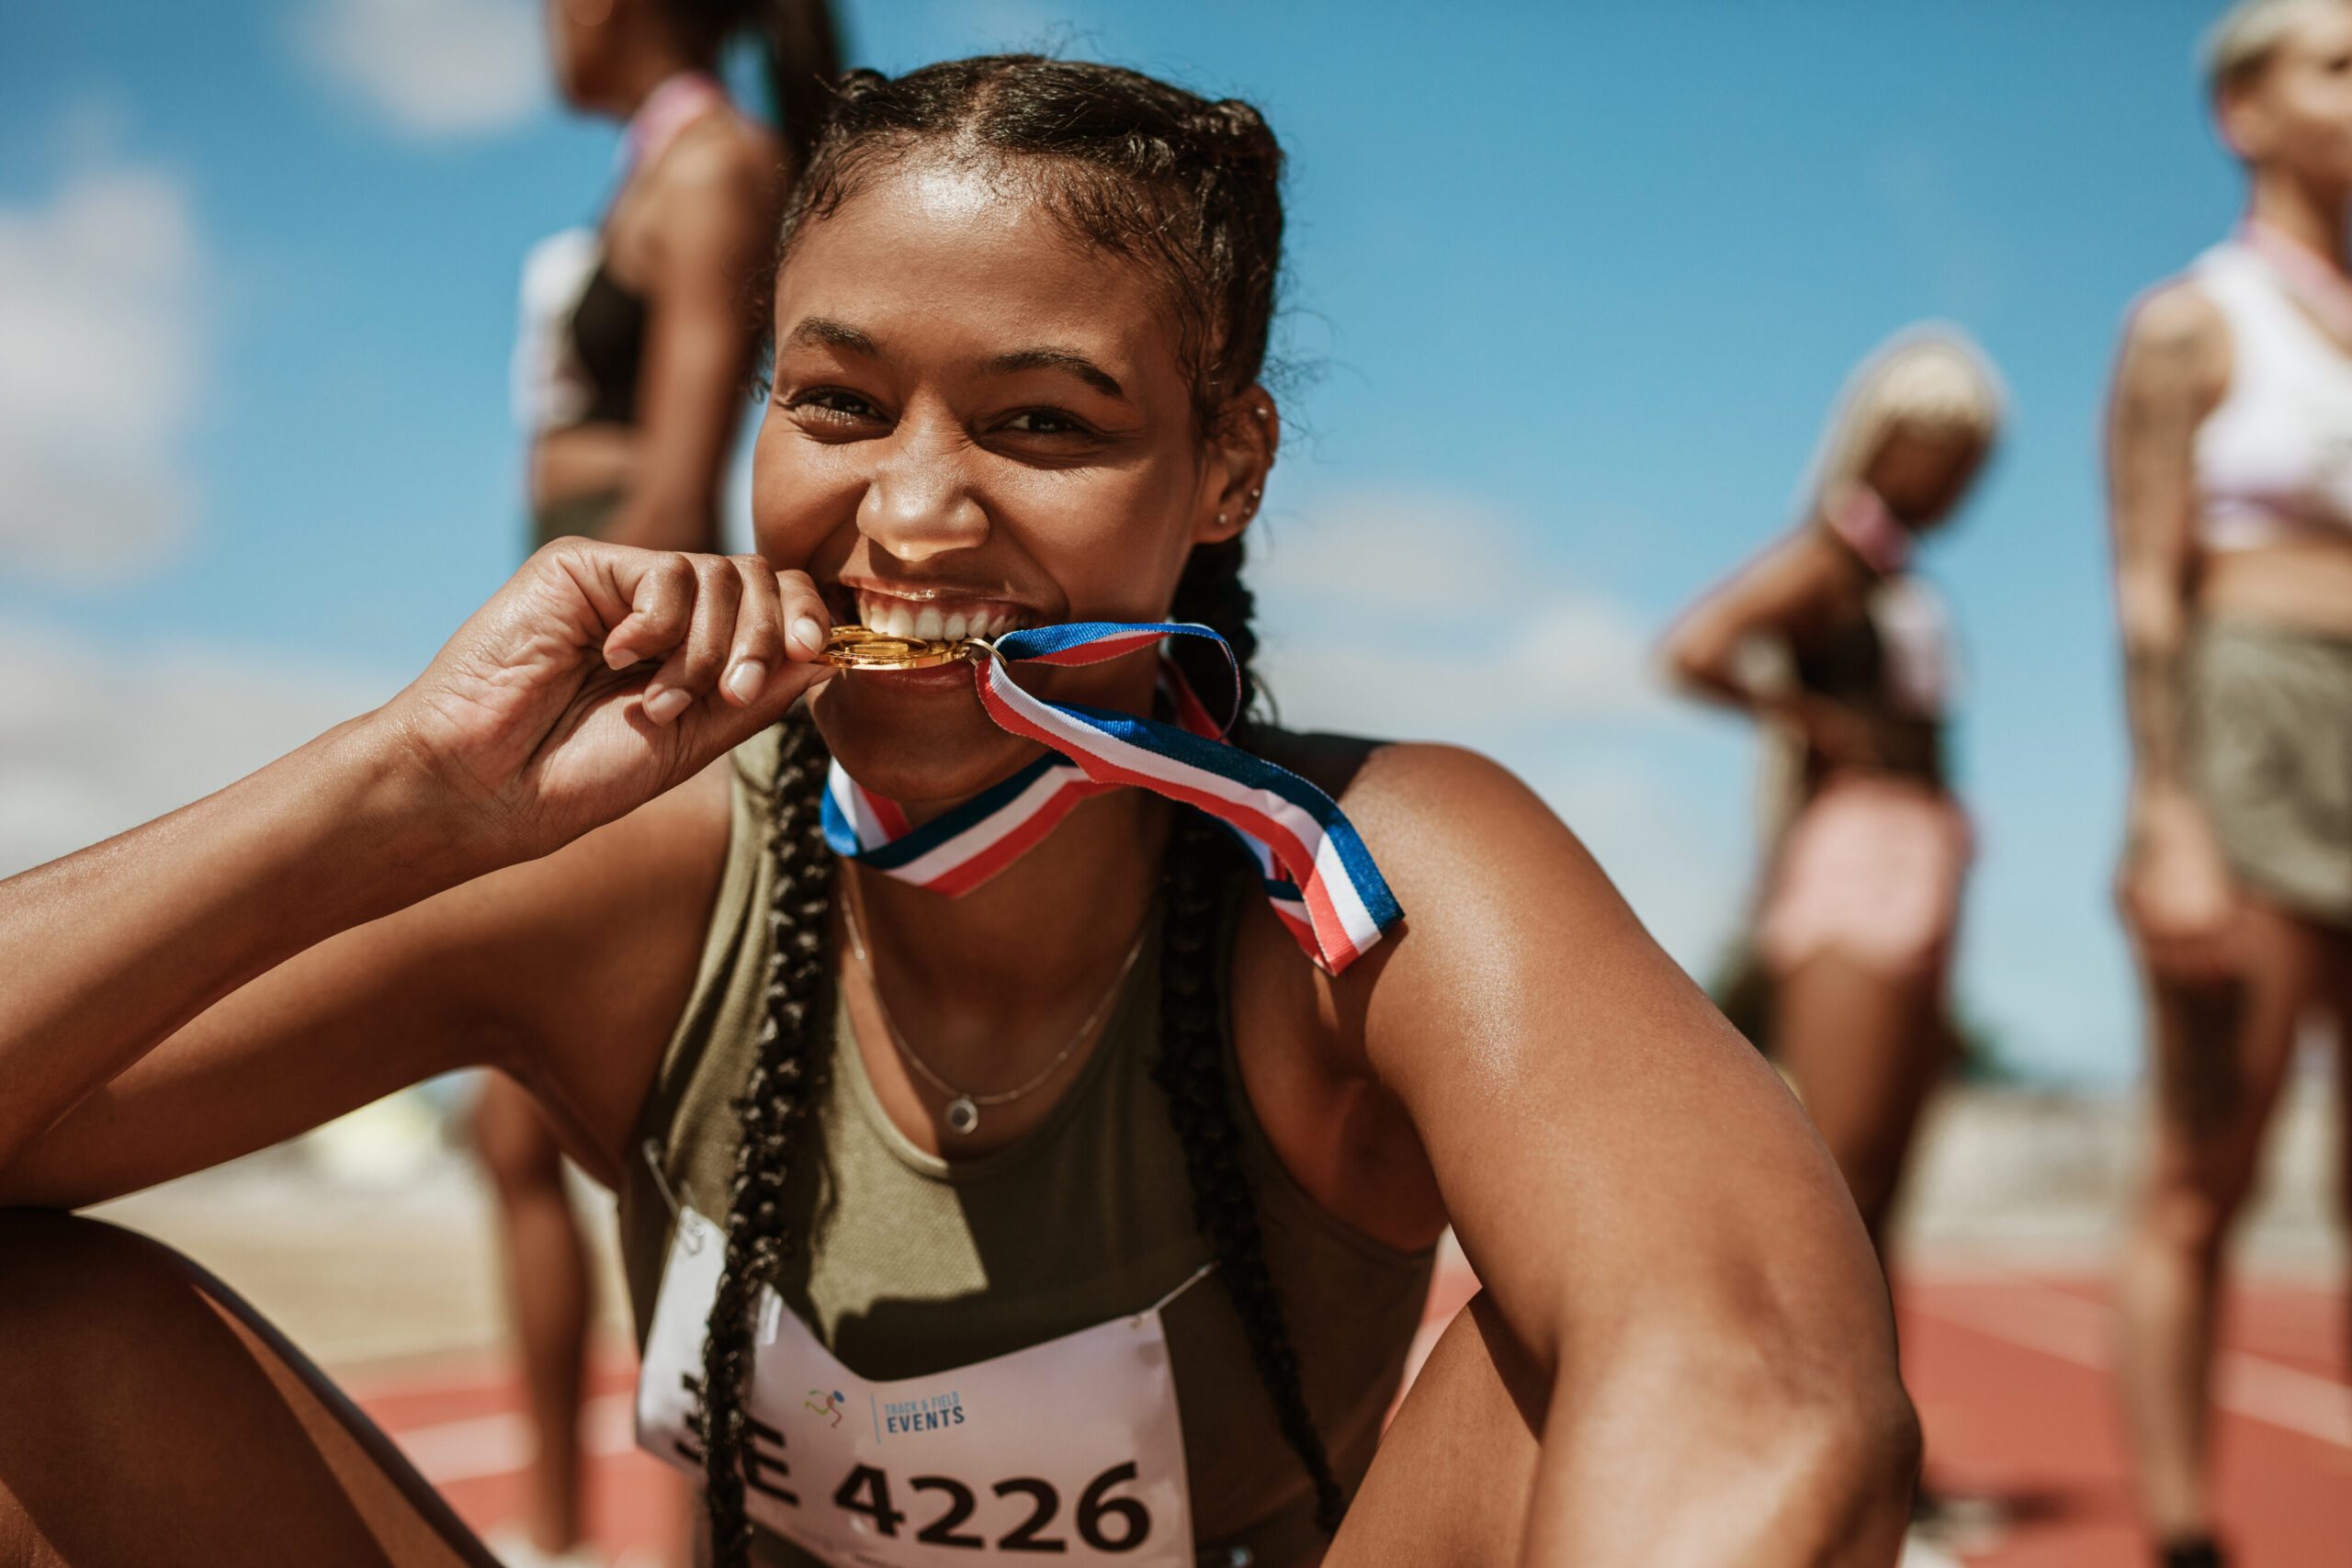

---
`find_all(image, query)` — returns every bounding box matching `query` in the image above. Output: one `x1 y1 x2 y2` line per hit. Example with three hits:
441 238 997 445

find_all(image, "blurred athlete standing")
2107 5 2352 1565
1664 329 1999 1267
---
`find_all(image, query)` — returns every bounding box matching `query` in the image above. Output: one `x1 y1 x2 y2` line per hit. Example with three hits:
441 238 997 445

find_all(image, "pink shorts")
1758 774 1972 979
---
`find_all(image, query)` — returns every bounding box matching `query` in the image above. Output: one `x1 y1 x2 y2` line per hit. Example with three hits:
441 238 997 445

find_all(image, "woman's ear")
2216 81 2273 163
1195 386 1280 546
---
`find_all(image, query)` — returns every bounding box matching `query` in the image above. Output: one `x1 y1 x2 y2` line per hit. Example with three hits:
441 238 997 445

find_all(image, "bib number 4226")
831 1461 1152 1553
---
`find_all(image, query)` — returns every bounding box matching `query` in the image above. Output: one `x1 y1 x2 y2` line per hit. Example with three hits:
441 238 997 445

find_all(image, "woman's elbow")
1761 1349 1921 1564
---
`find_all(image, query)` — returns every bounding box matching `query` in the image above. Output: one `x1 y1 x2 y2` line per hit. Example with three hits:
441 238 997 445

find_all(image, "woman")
516 0 838 551
2109 5 2352 1564
495 7 839 1562
0 58 1916 1568
1662 329 2000 1264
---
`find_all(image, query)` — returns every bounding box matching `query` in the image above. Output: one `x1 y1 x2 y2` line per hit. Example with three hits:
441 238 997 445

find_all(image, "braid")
697 711 835 1567
1168 535 1262 742
1152 542 1345 1533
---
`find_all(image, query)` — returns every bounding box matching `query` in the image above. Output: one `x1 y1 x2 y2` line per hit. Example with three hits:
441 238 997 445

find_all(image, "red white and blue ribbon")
822 622 1403 975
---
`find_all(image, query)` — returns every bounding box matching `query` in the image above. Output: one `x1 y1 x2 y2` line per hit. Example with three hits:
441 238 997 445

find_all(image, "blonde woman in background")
1663 328 2002 1265
2109 5 2352 1564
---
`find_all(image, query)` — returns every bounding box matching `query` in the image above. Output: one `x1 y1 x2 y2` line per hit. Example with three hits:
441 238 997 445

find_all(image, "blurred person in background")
488 4 839 1564
1663 328 2001 1269
2108 4 2352 1564
0 55 1919 1568
1663 332 2000 1565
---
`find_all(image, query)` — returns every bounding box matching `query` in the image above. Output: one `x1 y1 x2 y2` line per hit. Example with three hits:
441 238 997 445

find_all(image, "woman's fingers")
780 570 830 663
591 551 835 726
601 552 699 673
721 567 832 710
639 558 742 725
721 559 783 708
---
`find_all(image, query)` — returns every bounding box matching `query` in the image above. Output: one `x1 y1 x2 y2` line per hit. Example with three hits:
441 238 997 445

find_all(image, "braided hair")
697 56 1342 1564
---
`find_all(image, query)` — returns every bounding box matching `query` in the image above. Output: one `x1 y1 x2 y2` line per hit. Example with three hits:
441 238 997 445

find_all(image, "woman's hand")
2119 788 2240 981
379 540 833 865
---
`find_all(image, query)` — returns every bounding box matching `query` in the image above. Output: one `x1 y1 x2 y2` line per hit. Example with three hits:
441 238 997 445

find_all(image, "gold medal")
820 625 987 670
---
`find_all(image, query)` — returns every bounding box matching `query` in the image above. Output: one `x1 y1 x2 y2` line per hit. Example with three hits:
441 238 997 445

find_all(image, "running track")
351 1264 2348 1566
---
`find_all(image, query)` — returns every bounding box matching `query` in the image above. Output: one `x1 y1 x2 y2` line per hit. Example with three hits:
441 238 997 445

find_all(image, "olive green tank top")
617 728 1435 1567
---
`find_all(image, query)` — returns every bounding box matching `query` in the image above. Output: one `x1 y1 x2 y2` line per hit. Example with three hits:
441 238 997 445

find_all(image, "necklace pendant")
943 1097 980 1136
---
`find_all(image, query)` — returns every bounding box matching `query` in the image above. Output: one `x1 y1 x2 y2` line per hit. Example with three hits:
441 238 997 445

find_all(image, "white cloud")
0 623 400 880
300 0 546 139
0 165 203 579
1250 490 1748 968
1250 491 1681 733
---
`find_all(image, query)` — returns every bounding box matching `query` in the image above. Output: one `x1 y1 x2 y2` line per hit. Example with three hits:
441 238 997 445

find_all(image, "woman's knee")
0 1209 198 1348
2132 1166 2249 1263
0 1210 488 1568
0 1213 247 1558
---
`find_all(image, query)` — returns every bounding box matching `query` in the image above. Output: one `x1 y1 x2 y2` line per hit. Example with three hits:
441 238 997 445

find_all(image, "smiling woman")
0 54 1914 1568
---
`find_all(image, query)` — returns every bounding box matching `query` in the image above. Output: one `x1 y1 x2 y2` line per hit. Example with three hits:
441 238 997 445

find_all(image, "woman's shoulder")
2123 277 2232 372
646 106 786 203
2113 277 2232 415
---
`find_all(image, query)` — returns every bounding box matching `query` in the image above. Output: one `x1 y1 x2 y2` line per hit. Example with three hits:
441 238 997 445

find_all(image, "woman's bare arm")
0 764 729 1208
0 542 831 1199
603 130 781 552
1338 744 1911 1567
2105 283 2234 979
1659 526 1880 769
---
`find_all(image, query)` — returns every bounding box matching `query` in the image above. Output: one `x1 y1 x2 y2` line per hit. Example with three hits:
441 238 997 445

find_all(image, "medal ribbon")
821 622 1403 975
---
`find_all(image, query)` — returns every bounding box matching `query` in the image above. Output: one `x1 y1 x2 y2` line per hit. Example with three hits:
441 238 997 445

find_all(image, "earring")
1216 512 1229 527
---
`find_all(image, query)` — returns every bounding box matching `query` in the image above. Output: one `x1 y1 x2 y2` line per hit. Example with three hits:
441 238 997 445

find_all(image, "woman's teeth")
854 597 1027 641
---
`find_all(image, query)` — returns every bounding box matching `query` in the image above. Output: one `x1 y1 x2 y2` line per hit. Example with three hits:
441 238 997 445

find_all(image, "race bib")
636 1208 1200 1568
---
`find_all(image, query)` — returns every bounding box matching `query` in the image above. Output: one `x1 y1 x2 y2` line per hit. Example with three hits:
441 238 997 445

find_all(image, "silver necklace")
842 875 1149 1137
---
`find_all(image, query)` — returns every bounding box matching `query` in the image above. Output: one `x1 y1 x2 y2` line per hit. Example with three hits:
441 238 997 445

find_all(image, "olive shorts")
2189 618 2352 931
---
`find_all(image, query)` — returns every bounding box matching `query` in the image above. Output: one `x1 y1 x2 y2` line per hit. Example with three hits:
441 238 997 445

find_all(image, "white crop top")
2190 241 2352 550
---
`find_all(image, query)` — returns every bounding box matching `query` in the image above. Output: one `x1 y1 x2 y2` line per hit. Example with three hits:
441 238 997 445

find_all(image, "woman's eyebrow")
781 317 880 355
987 347 1127 400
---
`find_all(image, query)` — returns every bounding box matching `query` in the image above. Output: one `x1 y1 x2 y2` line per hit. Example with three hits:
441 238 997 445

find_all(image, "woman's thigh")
0 1210 501 1568
1332 1292 1539 1567
1773 955 1944 1171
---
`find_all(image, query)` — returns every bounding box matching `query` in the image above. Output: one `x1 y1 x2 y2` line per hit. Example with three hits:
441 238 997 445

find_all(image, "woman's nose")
858 420 989 563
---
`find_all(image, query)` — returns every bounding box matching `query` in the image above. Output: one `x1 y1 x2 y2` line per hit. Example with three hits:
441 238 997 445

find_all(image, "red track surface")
353 1266 2347 1566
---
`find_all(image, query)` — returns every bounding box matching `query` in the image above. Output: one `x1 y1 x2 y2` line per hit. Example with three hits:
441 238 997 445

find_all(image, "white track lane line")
391 1392 639 1485
1907 1276 2351 1450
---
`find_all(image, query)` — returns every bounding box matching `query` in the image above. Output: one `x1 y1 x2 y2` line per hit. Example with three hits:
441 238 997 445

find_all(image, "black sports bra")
569 257 648 428
1790 596 1944 784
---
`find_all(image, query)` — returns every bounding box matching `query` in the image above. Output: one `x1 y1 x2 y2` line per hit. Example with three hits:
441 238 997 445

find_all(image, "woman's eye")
999 408 1092 436
789 389 883 426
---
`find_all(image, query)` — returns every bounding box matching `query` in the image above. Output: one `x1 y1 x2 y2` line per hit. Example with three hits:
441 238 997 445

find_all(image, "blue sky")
0 2 2254 1083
